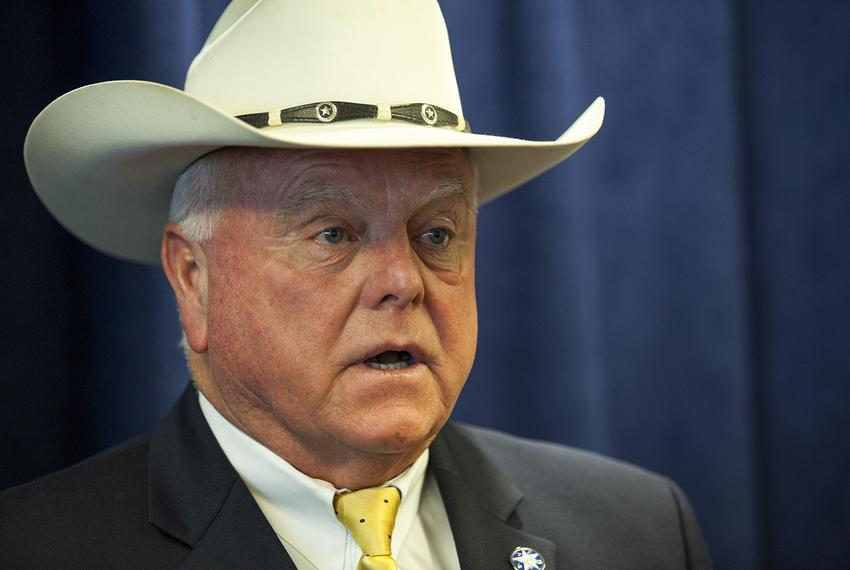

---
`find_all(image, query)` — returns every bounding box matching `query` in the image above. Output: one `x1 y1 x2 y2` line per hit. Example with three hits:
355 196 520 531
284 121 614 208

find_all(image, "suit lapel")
177 481 295 569
147 386 296 569
430 423 557 570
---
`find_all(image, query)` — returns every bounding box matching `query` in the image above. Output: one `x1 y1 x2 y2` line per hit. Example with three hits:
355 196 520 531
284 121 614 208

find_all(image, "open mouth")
364 350 415 371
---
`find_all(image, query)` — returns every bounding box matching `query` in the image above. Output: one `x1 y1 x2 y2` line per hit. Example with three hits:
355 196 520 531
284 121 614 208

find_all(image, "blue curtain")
1 1 848 568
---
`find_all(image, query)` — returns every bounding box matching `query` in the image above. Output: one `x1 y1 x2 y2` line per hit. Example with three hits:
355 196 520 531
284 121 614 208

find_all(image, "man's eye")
316 228 347 244
422 228 450 246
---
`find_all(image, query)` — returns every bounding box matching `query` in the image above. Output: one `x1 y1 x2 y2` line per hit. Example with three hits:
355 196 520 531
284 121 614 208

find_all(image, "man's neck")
233 406 433 489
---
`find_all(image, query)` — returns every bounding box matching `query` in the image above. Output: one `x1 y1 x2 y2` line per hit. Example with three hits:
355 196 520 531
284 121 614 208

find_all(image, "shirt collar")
198 392 429 568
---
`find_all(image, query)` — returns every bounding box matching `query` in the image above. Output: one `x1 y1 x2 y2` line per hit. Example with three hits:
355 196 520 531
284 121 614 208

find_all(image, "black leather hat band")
236 101 470 132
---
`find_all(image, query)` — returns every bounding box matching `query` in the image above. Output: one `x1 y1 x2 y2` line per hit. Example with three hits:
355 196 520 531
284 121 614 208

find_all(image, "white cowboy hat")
24 0 604 264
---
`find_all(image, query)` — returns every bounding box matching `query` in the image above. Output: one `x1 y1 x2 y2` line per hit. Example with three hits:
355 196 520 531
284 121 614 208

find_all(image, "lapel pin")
510 546 546 570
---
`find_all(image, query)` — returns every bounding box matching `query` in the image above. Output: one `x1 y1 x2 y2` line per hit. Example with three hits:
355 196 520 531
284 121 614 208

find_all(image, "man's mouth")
364 350 415 371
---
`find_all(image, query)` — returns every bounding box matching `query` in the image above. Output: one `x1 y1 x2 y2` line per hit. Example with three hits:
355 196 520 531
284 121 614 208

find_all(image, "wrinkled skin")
162 148 478 489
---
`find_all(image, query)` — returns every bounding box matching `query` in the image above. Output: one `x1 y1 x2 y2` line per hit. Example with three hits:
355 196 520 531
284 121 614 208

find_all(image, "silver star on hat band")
421 103 437 125
316 101 338 122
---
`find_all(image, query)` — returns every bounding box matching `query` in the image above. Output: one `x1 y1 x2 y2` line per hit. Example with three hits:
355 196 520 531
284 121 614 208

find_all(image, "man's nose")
360 238 425 310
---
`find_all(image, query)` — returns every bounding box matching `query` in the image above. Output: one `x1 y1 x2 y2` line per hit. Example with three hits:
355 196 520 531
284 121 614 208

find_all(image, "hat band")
236 101 470 132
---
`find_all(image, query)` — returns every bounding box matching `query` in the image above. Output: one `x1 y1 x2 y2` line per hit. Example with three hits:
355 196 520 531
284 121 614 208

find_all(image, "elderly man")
1 1 711 569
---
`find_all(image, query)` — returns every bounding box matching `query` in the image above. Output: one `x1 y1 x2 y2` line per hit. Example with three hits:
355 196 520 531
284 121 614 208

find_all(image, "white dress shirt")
199 393 461 570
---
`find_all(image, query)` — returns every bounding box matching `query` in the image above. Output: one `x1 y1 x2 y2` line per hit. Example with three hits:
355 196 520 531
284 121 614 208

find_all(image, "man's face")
187 148 477 473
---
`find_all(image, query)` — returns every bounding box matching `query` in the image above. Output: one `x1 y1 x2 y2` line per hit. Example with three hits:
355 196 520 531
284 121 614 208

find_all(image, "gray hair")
168 151 233 242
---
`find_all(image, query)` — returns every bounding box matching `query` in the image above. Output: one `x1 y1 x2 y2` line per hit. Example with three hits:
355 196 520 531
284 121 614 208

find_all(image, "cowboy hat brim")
25 80 604 264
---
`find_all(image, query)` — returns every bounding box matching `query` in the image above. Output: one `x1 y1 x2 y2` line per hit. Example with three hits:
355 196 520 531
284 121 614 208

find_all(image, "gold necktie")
333 486 401 570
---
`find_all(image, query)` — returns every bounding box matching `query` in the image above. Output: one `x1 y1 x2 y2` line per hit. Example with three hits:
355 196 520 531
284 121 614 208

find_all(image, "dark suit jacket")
0 387 712 569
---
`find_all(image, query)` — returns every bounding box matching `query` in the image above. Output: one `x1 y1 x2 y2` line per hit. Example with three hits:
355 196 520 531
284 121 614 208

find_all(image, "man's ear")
161 223 209 354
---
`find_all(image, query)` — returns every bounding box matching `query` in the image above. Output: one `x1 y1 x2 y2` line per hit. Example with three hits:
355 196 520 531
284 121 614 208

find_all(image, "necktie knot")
334 486 401 570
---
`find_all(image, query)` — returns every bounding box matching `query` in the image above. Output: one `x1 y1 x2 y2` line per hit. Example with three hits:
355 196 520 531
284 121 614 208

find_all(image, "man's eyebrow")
414 177 476 212
273 182 367 215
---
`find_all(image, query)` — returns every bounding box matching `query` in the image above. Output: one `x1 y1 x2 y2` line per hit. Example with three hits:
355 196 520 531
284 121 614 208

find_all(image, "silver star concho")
509 546 546 570
420 103 438 125
316 102 338 122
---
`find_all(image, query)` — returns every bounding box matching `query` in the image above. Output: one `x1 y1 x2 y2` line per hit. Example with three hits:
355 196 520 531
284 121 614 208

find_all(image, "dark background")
1 1 848 569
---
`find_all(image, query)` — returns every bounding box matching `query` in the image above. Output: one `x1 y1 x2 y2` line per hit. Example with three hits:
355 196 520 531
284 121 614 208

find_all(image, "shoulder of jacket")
1 433 151 505
445 421 677 500
0 434 152 541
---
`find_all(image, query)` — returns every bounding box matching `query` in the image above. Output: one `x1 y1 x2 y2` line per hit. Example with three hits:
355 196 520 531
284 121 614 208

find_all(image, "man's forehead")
213 146 476 210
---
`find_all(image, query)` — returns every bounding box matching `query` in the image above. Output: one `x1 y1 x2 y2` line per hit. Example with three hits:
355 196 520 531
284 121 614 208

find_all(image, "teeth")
364 350 413 370
366 360 411 370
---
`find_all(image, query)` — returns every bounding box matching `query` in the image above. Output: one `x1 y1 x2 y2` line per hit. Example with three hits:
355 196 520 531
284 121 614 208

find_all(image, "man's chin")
338 414 444 457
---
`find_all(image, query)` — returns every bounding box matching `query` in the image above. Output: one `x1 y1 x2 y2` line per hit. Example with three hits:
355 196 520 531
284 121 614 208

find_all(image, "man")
1 1 711 569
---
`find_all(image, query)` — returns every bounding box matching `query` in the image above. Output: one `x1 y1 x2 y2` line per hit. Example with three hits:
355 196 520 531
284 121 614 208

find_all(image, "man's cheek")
274 274 360 330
